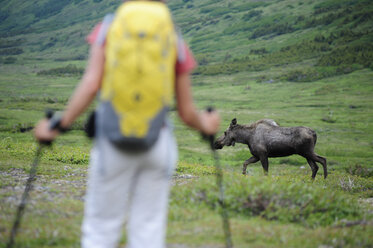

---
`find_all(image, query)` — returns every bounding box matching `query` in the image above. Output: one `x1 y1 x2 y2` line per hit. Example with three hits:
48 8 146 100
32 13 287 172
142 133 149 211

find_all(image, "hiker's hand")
34 119 59 143
200 110 220 135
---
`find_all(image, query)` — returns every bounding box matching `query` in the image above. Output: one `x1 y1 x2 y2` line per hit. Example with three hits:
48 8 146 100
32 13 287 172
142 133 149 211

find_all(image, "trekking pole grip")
45 109 54 120
40 109 55 146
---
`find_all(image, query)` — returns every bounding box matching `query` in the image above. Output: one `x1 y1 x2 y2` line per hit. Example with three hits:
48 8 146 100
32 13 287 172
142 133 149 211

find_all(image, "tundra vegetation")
0 0 372 247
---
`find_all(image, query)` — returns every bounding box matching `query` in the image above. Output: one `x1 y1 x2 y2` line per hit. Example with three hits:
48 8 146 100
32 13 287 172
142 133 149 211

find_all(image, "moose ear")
231 118 237 126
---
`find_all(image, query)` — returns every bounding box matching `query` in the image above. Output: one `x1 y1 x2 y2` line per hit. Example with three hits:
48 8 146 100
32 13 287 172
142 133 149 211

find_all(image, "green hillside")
1 0 372 80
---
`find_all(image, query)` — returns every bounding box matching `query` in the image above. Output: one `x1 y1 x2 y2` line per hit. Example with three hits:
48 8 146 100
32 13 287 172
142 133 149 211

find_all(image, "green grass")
1 66 372 247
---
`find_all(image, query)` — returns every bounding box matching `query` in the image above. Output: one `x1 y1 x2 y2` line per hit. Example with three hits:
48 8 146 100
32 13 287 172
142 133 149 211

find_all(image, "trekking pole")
204 107 233 248
6 110 53 248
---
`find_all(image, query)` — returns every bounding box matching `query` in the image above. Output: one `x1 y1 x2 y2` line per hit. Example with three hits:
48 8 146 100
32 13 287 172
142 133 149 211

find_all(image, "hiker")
34 0 220 248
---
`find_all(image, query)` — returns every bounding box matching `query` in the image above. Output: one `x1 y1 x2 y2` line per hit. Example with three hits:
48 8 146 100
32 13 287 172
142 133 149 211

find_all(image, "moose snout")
214 141 223 149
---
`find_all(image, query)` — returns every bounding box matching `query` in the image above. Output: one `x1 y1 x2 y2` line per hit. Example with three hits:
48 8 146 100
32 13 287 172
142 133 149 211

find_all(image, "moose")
214 118 327 179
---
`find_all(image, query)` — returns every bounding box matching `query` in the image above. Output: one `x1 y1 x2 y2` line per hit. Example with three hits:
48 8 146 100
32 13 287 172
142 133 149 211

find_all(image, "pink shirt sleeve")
86 23 102 45
175 43 197 75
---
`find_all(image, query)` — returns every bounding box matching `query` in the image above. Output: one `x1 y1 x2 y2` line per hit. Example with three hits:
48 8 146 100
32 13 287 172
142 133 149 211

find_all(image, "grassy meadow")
1 0 373 247
0 62 372 247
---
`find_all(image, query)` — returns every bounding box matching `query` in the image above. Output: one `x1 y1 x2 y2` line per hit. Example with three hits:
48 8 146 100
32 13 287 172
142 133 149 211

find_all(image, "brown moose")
214 118 327 179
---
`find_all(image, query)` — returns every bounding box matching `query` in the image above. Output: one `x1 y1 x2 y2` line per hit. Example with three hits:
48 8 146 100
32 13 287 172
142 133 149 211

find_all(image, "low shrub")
54 54 87 61
37 64 84 77
171 174 365 227
346 164 373 178
0 123 34 133
317 43 373 68
305 11 344 28
251 23 295 39
47 151 89 165
280 68 331 82
11 123 34 133
326 172 373 195
321 115 337 124
176 162 215 176
0 47 23 56
314 84 338 95
241 10 262 21
278 65 359 82
250 48 268 55
3 57 16 64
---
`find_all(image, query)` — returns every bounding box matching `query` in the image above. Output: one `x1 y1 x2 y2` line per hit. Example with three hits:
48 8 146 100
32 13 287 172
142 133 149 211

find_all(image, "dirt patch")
0 168 87 206
0 169 197 206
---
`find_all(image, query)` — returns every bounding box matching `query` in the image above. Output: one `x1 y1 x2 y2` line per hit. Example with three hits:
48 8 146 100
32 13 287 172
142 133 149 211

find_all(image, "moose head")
214 118 238 149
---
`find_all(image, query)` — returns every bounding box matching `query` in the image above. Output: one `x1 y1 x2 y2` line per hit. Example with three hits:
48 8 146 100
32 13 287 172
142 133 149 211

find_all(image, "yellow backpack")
98 1 177 151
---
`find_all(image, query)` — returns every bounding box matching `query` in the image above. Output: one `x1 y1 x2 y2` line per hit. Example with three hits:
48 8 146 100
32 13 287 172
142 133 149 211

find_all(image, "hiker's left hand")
34 119 59 143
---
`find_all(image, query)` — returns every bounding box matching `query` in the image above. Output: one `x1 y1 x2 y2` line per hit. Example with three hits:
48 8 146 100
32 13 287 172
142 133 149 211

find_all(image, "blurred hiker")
34 0 220 248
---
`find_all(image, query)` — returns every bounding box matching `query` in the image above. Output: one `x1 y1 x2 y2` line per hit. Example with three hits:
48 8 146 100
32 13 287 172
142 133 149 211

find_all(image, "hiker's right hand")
34 119 59 143
200 110 220 136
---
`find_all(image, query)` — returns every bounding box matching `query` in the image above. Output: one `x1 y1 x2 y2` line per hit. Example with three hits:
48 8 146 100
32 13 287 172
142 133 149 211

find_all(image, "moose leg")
242 156 259 175
313 154 327 179
259 156 269 175
306 159 319 180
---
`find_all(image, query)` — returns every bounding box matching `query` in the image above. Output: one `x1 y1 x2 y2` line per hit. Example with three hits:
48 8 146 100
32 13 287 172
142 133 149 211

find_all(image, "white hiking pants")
81 128 177 248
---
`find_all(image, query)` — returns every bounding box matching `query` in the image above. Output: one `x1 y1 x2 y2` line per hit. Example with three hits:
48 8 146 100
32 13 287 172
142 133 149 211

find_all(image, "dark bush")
34 0 71 19
281 67 338 82
207 7 231 17
305 9 348 28
314 34 326 43
223 22 253 35
283 69 320 82
313 3 341 15
241 10 263 21
346 164 373 178
354 10 373 24
171 175 364 227
317 43 373 68
54 54 87 62
250 48 268 54
231 2 270 11
3 57 16 64
0 47 23 56
0 38 25 49
251 23 295 39
195 54 209 66
40 40 57 51
194 60 265 76
295 15 305 23
37 64 84 77
0 11 9 22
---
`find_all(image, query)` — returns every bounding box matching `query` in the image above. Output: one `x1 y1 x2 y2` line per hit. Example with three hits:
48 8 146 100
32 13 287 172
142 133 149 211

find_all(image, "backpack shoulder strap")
95 14 115 46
